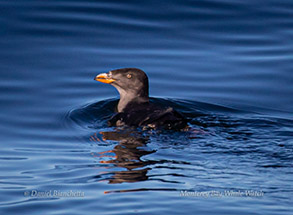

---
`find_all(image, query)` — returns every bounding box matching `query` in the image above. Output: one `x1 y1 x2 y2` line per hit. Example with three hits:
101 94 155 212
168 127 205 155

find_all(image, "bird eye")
127 74 132 79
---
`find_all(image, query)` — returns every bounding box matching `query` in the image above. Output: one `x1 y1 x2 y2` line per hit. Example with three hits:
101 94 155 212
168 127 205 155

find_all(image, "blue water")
0 0 293 214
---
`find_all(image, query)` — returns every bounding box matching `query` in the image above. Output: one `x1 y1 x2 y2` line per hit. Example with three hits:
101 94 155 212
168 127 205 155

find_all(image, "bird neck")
118 92 149 112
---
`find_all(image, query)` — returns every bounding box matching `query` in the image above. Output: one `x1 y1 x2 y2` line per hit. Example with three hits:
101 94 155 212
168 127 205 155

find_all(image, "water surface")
0 0 292 214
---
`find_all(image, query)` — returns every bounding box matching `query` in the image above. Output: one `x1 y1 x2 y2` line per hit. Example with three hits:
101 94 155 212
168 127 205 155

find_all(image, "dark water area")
0 0 293 214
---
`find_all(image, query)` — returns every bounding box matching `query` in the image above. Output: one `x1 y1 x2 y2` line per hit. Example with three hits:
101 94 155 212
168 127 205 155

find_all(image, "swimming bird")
94 68 188 130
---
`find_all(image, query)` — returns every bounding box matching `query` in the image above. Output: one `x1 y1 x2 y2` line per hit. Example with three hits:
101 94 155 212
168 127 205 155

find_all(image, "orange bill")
94 73 115 84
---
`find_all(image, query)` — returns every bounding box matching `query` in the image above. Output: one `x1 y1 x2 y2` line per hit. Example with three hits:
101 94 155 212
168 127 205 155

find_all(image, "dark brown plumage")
95 68 188 130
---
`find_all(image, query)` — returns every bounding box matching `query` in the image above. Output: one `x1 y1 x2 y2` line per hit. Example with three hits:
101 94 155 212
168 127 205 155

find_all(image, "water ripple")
1 0 293 214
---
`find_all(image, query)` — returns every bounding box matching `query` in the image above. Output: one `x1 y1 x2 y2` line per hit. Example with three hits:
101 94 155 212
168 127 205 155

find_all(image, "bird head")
94 68 149 99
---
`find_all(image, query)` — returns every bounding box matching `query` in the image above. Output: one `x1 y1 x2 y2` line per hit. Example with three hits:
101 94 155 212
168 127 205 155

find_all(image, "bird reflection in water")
90 129 156 186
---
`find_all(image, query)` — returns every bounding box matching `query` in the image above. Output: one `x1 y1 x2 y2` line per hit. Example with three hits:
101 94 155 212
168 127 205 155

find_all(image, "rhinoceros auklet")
94 68 188 130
